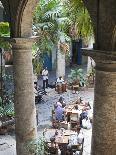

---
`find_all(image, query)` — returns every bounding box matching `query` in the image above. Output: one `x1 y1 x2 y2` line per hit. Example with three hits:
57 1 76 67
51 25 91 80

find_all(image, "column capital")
11 36 38 44
82 48 116 72
82 48 116 63
0 36 39 44
10 36 39 50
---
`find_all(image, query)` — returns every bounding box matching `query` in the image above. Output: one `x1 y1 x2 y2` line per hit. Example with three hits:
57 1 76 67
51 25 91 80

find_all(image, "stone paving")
0 135 16 155
0 88 93 155
0 65 94 155
37 88 94 155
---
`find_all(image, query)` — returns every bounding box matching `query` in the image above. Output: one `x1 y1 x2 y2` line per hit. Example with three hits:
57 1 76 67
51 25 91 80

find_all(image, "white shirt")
82 118 91 129
42 69 48 80
77 131 84 144
34 87 38 97
57 78 64 83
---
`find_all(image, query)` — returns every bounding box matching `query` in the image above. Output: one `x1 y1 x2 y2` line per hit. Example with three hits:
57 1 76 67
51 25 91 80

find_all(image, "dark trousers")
43 79 48 90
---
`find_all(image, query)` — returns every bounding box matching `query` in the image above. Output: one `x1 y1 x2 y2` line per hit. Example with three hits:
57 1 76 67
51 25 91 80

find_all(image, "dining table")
43 129 78 155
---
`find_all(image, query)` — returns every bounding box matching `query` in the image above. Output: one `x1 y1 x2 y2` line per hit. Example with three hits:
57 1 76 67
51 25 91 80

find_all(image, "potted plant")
68 68 85 87
86 68 95 87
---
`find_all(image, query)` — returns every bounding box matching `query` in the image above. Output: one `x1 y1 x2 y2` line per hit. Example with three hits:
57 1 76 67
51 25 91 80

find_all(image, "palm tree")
64 0 93 41
33 0 94 76
33 0 70 53
33 0 70 77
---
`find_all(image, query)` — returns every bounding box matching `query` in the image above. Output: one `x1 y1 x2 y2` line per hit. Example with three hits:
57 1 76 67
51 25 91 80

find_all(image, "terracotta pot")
3 51 13 65
0 127 7 135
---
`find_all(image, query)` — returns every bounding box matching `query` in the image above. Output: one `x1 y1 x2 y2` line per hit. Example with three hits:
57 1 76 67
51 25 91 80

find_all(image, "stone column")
83 49 116 155
56 41 65 78
11 38 37 155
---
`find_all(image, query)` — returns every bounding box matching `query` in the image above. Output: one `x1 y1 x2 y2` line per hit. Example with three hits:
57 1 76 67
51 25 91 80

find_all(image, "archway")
112 26 116 50
1 0 116 155
1 1 94 155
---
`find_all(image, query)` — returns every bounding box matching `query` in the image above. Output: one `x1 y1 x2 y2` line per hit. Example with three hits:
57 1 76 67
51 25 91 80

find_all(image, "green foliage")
0 102 14 117
0 22 11 50
33 0 94 70
64 0 93 39
32 46 43 75
0 106 4 117
26 137 48 155
0 74 15 117
3 102 14 117
0 97 2 106
68 68 85 86
0 22 10 37
33 0 70 53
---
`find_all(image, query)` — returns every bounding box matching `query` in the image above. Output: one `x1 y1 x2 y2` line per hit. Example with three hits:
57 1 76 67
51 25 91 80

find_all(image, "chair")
56 84 63 94
51 110 61 129
71 138 84 155
70 113 80 132
44 142 58 155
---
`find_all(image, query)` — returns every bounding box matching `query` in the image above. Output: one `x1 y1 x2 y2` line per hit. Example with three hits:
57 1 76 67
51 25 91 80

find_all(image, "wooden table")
43 129 77 154
44 129 84 155
43 129 76 142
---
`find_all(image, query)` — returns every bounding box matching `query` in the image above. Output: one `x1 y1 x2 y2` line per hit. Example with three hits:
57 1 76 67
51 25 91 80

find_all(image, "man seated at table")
55 104 65 122
56 76 67 93
56 76 65 84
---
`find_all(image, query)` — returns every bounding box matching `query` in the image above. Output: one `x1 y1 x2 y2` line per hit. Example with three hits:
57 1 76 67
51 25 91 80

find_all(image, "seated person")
54 97 66 109
73 105 82 115
58 96 66 108
85 102 91 109
56 76 65 84
56 76 67 93
34 84 38 104
80 109 88 127
78 97 84 105
55 104 64 122
77 130 84 144
82 117 91 129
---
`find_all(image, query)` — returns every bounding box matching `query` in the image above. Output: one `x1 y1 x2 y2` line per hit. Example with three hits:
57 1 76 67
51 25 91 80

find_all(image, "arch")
82 0 98 49
112 25 116 50
15 0 38 37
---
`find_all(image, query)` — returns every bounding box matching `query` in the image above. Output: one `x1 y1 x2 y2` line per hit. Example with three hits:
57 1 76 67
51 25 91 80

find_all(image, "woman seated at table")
55 104 65 122
55 97 66 108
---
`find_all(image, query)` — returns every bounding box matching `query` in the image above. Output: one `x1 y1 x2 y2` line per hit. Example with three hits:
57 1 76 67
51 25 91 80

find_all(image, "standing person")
42 67 49 90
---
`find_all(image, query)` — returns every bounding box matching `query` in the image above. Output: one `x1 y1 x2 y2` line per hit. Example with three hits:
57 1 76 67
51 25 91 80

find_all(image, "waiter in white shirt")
42 67 48 90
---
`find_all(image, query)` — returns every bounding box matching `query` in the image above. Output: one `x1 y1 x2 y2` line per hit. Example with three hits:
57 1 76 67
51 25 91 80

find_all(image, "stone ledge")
82 48 116 63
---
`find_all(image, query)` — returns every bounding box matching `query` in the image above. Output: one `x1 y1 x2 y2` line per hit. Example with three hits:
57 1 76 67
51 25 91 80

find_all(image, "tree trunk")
56 41 65 78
